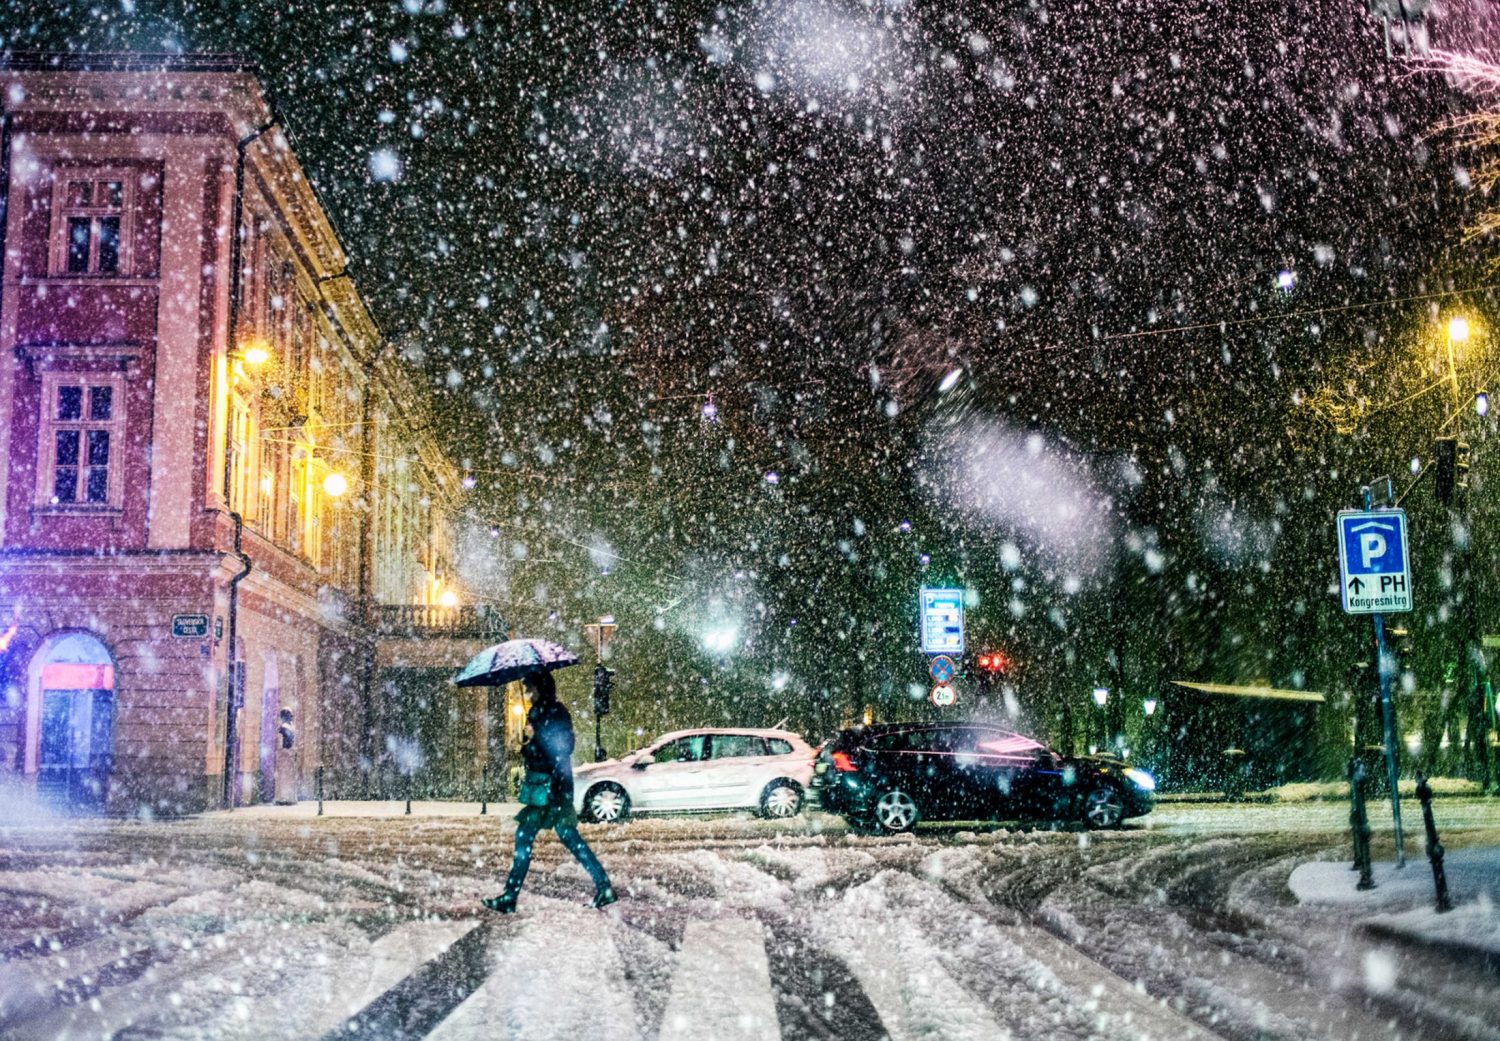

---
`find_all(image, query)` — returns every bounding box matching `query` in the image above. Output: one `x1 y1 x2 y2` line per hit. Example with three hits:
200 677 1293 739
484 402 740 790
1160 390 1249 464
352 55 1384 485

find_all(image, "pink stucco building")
0 53 499 815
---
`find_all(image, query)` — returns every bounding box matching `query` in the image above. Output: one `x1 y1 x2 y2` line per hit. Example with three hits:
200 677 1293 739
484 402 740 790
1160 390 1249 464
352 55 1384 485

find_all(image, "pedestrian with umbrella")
455 638 616 913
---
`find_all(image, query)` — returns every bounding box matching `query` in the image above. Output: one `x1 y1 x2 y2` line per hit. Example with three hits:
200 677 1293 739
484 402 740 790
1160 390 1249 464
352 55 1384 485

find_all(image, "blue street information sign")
920 588 965 655
1336 509 1412 615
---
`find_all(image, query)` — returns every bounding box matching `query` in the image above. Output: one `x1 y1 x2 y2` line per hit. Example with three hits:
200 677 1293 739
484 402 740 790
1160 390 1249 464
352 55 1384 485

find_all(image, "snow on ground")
3 802 1500 1040
1366 897 1500 958
1288 845 1500 908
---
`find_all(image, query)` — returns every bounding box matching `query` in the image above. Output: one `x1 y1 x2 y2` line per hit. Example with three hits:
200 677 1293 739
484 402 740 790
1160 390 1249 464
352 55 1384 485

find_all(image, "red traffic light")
976 652 1008 673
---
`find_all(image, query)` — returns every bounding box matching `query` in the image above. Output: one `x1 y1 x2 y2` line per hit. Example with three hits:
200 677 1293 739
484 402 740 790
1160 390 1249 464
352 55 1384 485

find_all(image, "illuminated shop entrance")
32 633 116 812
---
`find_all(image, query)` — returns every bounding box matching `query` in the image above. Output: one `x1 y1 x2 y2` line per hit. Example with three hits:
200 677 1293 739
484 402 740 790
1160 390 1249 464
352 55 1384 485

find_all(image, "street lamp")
1143 697 1158 716
1448 316 1471 344
1092 687 1109 753
1477 390 1490 418
322 472 348 497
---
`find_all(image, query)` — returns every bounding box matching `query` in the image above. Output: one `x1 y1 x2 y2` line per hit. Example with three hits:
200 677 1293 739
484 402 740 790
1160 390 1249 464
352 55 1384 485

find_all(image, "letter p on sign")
1360 532 1387 570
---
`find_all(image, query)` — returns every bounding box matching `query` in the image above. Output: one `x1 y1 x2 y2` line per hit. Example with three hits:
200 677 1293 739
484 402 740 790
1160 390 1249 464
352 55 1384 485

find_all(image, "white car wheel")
760 780 803 819
586 783 630 823
874 789 919 833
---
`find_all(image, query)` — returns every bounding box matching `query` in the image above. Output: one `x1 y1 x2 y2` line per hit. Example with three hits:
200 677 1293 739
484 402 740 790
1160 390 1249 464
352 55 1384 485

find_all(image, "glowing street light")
1092 686 1109 707
322 472 348 497
438 589 460 608
1477 390 1490 418
1143 697 1158 716
701 624 739 655
1448 316 1471 344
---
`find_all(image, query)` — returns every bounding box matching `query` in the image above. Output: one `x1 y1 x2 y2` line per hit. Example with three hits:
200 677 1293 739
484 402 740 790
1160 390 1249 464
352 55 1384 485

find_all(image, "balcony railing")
375 603 506 639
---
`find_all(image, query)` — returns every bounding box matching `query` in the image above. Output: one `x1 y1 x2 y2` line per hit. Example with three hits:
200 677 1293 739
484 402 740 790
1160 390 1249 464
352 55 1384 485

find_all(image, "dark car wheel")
1082 784 1125 829
873 788 920 833
759 779 804 819
584 782 630 823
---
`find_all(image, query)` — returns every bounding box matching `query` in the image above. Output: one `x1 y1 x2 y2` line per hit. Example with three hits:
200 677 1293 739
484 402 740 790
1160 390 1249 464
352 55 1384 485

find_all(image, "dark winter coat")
518 697 578 828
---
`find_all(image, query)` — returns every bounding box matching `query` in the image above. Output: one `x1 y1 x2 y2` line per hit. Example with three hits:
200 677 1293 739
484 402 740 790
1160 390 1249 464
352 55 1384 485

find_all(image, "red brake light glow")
831 751 857 772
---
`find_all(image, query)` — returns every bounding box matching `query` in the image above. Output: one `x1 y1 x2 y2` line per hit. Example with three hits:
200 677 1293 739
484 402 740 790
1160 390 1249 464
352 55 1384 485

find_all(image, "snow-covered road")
1 802 1497 1041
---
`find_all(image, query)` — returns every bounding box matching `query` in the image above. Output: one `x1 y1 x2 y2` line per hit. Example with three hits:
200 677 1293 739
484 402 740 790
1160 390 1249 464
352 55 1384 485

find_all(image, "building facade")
0 53 497 815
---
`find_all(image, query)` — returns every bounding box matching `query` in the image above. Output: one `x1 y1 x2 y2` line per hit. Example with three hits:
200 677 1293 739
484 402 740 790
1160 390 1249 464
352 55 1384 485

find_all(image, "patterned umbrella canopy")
453 638 581 687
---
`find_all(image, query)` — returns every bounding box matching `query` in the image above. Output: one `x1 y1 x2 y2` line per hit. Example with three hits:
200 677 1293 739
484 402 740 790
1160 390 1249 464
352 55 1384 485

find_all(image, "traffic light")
975 652 1009 674
592 664 615 716
1434 437 1471 506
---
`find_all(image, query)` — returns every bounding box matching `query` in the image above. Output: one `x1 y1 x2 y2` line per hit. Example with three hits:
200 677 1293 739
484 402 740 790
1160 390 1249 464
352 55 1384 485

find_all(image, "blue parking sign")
1336 509 1412 615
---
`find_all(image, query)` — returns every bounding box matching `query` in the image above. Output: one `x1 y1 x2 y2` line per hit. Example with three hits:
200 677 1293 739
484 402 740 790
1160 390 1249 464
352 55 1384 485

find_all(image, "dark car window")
871 728 950 752
767 738 794 756
653 735 708 762
710 734 766 758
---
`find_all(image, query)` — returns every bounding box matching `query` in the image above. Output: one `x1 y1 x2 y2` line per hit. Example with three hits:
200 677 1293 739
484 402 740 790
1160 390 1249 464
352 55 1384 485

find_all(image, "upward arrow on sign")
1348 576 1365 595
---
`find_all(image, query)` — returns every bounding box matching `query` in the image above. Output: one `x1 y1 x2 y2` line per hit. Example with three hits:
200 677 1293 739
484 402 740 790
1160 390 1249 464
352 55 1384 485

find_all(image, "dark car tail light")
831 750 858 772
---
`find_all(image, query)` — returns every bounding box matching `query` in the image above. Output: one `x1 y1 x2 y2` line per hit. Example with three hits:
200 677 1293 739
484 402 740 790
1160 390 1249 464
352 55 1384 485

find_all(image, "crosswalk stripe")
425 908 641 1041
819 878 1010 1041
658 919 780 1041
209 918 478 1040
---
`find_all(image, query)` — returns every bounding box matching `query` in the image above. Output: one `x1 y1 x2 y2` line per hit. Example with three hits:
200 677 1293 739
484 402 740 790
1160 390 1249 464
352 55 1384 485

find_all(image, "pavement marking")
208 918 478 1040
819 882 1008 1041
0 934 151 1024
426 906 642 1041
658 918 780 1041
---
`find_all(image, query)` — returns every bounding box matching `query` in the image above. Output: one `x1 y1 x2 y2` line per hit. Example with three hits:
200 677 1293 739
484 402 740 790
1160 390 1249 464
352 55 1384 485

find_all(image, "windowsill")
19 275 158 287
30 503 125 517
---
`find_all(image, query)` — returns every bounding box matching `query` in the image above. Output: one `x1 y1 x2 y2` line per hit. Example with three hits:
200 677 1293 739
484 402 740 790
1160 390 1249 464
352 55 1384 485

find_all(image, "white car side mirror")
633 754 656 769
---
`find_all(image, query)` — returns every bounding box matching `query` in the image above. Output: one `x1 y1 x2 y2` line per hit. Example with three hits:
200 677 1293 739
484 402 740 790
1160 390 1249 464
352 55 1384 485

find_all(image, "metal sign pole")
1373 611 1406 867
1360 484 1406 867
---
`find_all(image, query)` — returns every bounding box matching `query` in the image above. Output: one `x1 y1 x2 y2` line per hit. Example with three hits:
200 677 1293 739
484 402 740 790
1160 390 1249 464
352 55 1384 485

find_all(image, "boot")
592 883 617 909
482 888 519 914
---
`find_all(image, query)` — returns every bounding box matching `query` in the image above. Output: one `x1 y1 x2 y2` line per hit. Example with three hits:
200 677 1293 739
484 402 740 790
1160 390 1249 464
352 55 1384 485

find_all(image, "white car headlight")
1124 768 1156 792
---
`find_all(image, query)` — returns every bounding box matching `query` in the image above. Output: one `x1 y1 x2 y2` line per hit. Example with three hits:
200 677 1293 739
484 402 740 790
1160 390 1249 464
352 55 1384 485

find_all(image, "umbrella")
453 638 581 687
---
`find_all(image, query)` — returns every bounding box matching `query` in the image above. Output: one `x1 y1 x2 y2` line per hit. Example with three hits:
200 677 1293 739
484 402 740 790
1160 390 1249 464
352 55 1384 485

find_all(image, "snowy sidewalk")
1289 846 1500 959
203 799 523 819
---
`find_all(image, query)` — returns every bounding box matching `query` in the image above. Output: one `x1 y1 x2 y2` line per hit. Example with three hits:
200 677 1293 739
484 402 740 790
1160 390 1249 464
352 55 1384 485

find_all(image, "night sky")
4 1 1498 742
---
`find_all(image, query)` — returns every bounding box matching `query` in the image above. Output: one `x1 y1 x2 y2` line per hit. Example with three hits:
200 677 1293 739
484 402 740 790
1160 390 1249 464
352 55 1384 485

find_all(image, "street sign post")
920 588 965 655
1338 500 1410 867
1337 510 1412 614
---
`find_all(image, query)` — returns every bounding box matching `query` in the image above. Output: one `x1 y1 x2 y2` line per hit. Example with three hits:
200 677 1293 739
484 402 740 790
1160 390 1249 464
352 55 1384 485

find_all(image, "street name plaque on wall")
171 614 211 638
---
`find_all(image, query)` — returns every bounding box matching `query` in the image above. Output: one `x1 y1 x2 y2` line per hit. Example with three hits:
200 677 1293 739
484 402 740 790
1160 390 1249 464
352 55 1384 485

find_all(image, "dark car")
816 723 1155 832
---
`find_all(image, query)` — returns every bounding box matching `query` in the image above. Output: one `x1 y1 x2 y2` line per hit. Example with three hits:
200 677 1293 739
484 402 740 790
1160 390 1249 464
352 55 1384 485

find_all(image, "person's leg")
555 823 611 890
503 818 542 892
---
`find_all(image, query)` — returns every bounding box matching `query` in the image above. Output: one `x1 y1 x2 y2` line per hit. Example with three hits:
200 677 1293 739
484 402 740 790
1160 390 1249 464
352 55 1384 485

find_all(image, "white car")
573 728 816 822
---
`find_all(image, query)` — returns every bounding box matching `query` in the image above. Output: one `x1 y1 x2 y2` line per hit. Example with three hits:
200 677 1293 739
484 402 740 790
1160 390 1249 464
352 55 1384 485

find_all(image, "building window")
52 172 131 276
228 394 253 516
37 376 124 507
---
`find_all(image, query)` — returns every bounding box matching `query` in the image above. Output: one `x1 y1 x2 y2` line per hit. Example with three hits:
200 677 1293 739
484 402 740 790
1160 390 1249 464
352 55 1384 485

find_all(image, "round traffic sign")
930 683 958 707
928 655 956 684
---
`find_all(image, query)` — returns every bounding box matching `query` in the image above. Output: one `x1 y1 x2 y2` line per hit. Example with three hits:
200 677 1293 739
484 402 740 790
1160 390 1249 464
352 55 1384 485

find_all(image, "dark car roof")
834 722 1033 743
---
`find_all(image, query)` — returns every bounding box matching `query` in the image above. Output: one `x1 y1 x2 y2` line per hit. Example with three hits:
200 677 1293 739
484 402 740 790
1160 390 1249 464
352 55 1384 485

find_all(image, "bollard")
405 774 412 816
1415 775 1453 913
1349 758 1376 890
480 763 489 816
315 765 324 817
